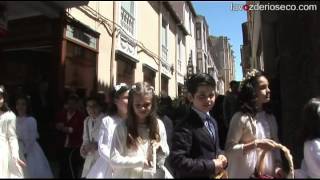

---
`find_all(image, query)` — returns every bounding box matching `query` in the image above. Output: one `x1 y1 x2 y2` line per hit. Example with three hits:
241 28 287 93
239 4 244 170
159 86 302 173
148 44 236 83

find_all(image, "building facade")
207 35 221 93
210 36 235 93
169 1 197 97
195 15 209 74
240 22 251 76
67 1 198 98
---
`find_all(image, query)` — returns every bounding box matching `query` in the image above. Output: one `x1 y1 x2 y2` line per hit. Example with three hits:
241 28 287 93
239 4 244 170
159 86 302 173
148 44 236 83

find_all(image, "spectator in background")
157 95 174 176
157 96 174 149
210 95 227 149
55 94 86 178
223 80 240 128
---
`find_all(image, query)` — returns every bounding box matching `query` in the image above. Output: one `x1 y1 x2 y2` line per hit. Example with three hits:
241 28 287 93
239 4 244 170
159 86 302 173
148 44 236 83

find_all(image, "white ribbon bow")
115 83 127 92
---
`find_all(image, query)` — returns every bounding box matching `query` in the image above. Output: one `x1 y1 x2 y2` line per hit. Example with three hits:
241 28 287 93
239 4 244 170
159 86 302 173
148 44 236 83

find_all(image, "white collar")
191 106 210 121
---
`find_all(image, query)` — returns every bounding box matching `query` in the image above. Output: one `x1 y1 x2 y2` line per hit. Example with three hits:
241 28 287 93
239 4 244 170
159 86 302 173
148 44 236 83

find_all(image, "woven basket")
215 169 228 179
252 140 294 179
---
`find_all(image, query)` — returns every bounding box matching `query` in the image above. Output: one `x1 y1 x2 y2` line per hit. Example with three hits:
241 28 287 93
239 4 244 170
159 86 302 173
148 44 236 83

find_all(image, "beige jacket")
225 111 281 178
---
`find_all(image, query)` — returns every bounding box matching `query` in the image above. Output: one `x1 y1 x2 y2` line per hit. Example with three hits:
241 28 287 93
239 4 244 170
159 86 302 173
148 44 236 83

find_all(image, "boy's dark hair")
66 93 79 102
186 73 216 95
229 80 238 87
85 95 103 108
229 80 240 90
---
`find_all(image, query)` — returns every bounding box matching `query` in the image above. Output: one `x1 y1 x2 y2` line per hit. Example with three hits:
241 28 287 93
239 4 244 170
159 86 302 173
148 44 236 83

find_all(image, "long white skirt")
0 138 24 178
25 142 53 178
86 157 112 178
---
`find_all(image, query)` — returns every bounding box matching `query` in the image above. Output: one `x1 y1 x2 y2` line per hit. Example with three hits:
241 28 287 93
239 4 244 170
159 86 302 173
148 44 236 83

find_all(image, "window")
143 67 155 87
197 52 203 73
117 59 135 86
121 1 135 35
196 23 201 40
162 19 168 48
196 23 201 48
161 75 169 96
178 84 184 97
66 24 97 50
65 42 97 97
203 25 207 51
178 37 182 72
258 51 264 70
197 52 202 59
204 55 207 73
189 16 192 36
161 19 168 61
121 1 134 16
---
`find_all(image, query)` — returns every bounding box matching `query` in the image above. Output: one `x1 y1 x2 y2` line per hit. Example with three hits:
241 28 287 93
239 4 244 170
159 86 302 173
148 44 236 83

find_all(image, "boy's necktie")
205 114 216 142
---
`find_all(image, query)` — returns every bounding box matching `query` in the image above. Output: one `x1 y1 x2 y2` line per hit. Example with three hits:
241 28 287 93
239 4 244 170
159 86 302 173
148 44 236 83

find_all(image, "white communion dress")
16 116 53 178
80 113 104 178
86 115 123 178
110 119 172 178
295 138 320 178
0 111 24 178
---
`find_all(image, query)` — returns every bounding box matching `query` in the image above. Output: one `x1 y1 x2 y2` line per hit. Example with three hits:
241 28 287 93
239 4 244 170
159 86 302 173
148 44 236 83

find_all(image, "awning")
5 1 89 20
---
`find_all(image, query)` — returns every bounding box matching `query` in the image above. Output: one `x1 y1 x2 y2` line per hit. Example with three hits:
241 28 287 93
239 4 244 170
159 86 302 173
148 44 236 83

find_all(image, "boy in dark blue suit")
170 73 227 178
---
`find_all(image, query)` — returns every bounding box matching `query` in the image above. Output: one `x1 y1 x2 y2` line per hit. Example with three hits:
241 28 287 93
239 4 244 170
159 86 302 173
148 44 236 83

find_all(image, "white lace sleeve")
225 112 245 154
158 119 169 157
98 116 111 161
7 112 20 159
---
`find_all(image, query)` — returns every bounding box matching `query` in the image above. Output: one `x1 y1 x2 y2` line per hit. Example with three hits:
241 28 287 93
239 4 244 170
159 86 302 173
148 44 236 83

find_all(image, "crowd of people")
0 69 319 178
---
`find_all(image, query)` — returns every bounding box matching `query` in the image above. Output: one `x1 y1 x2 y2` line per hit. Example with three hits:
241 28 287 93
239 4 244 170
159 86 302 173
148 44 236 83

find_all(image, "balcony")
118 6 137 59
177 59 182 73
121 6 135 35
161 45 168 61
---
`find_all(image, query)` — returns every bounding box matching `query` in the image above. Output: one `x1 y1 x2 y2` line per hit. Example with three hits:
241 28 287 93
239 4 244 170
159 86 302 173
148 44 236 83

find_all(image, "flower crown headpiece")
240 69 260 88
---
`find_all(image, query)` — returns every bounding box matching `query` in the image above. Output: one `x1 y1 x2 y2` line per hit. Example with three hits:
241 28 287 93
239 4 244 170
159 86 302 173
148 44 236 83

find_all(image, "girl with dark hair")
295 97 320 178
0 85 25 178
80 96 105 178
86 83 129 178
225 69 285 178
14 95 53 178
110 82 171 178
